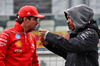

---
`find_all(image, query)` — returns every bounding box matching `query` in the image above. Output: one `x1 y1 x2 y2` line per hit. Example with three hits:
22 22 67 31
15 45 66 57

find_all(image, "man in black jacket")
38 4 100 66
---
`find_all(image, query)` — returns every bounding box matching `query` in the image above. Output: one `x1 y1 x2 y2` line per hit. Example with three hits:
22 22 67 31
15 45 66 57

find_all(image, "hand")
38 28 48 43
40 36 45 43
38 28 47 38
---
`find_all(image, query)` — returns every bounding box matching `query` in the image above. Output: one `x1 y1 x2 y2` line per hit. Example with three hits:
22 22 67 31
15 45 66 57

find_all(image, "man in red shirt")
0 5 44 66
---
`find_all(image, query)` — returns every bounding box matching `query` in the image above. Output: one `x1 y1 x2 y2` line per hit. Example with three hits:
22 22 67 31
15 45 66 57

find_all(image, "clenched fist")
38 28 48 43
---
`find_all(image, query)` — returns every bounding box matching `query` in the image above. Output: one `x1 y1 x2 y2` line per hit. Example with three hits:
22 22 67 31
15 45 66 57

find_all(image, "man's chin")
33 28 35 30
27 29 34 33
28 28 35 32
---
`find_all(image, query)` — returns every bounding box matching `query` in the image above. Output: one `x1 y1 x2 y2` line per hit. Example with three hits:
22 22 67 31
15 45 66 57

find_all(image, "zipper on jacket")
24 28 27 42
25 33 27 42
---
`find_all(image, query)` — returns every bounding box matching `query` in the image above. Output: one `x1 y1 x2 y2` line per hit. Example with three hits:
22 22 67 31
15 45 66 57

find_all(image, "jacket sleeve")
0 31 10 66
45 29 99 53
32 35 39 66
43 42 67 59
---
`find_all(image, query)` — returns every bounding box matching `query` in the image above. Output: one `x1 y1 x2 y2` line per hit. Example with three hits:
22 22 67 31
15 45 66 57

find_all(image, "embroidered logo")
31 43 35 52
0 42 6 47
27 12 30 15
14 49 22 53
15 40 22 47
30 35 32 40
79 31 93 40
15 34 20 39
31 43 35 48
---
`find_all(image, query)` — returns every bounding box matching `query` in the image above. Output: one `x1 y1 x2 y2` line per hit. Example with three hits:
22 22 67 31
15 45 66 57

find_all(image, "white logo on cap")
27 12 30 15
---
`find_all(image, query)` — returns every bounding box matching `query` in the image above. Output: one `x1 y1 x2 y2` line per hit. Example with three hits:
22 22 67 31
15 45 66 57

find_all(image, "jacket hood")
88 20 100 38
64 4 94 32
67 19 100 38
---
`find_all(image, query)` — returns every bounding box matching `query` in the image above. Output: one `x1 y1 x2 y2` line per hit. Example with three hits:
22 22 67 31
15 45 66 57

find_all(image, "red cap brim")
34 14 45 18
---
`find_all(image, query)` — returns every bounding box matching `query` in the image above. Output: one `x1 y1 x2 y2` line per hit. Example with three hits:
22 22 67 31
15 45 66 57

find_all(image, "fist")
38 28 48 43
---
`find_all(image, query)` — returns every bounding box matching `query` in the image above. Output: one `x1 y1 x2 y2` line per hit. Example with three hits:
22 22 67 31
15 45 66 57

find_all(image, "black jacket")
43 4 100 66
43 28 99 66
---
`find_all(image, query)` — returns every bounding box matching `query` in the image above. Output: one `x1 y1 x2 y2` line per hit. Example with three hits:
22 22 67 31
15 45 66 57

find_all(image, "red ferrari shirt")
0 22 39 66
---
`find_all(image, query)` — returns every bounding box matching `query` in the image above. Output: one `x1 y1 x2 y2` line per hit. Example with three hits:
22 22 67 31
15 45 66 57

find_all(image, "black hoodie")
64 4 100 38
64 4 93 32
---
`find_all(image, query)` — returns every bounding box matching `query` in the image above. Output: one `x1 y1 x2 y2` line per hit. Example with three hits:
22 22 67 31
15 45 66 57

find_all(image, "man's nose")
36 20 39 24
66 21 69 24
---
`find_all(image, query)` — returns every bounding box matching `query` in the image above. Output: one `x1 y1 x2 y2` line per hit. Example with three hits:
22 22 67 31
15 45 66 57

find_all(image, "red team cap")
18 5 45 18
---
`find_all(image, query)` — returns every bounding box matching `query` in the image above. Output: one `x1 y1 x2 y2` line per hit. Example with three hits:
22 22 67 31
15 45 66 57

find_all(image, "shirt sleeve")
0 31 9 66
32 35 39 66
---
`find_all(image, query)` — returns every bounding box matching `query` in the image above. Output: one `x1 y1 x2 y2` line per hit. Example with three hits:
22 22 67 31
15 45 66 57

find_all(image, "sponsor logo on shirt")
0 42 6 46
14 49 22 53
31 43 35 48
32 50 34 52
2 32 9 36
79 31 93 40
0 38 7 42
1 35 7 39
15 40 22 47
30 35 32 40
31 43 35 52
15 34 20 39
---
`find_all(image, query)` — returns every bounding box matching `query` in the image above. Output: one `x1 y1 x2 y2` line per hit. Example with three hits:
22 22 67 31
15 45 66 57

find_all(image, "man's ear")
23 17 28 23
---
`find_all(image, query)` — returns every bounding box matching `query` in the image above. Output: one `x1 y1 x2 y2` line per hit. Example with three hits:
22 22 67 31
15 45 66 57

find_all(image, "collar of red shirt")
14 22 25 33
14 22 33 33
